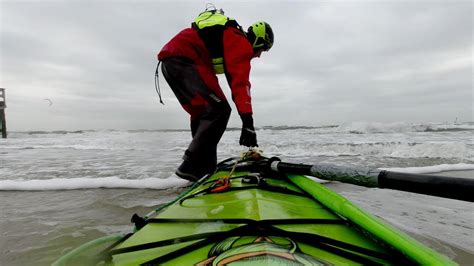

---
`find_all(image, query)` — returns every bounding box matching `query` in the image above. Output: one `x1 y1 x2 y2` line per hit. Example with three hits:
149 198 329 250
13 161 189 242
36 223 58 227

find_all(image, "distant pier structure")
1 88 6 138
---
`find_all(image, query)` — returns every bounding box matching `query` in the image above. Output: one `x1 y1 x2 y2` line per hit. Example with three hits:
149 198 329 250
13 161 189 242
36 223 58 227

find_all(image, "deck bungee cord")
208 148 263 193
107 219 413 266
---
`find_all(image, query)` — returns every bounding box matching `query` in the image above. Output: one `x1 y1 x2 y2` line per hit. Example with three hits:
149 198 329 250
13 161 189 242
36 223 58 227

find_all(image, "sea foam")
383 163 474 174
1 164 472 191
0 176 188 191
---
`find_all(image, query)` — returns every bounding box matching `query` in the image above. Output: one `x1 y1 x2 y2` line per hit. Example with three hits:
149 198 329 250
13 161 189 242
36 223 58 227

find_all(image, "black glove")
239 114 258 147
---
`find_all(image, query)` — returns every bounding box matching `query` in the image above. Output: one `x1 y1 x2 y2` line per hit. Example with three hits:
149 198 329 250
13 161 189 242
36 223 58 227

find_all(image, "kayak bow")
54 155 456 265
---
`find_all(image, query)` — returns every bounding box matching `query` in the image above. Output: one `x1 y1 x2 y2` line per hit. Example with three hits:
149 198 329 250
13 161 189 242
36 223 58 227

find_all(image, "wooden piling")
0 88 6 138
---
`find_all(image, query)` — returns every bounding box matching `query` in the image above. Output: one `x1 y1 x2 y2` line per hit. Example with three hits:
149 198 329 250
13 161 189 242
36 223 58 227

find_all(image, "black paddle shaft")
266 160 474 202
378 171 474 202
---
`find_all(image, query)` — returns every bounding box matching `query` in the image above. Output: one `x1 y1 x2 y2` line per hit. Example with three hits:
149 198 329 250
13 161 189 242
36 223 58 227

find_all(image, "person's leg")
161 58 231 181
186 100 231 173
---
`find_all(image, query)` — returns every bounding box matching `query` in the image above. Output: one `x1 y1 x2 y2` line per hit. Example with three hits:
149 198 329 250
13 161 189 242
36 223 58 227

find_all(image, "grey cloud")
1 0 472 130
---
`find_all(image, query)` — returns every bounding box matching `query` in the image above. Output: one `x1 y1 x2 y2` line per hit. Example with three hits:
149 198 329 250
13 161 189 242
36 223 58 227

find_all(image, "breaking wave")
260 142 473 160
10 122 474 136
0 176 188 191
1 164 472 191
383 163 474 174
335 122 474 134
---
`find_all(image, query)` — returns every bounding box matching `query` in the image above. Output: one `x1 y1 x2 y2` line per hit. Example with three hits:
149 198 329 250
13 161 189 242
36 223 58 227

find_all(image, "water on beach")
1 121 473 265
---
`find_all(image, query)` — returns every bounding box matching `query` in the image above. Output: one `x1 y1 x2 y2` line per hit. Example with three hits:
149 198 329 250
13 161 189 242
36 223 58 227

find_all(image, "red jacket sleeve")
223 27 254 115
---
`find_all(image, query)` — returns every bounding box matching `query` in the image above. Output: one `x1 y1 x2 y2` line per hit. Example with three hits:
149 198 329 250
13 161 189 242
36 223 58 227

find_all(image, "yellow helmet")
247 21 274 52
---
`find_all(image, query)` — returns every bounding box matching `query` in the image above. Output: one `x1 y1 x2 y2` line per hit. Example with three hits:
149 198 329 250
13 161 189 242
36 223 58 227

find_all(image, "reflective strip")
208 93 222 103
212 57 224 74
271 161 280 172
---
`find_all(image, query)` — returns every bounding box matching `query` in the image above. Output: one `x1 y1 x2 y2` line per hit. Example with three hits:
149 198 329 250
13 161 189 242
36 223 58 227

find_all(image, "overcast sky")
1 0 472 131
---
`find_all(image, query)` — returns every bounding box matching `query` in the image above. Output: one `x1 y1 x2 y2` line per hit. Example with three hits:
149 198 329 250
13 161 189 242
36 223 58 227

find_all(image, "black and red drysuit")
157 24 256 173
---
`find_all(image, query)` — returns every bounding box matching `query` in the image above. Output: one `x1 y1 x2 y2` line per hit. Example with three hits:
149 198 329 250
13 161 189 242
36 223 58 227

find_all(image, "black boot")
175 160 201 182
175 154 217 182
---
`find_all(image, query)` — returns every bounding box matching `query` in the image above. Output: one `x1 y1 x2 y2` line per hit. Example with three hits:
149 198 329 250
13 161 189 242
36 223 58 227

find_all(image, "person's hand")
240 127 258 147
239 114 258 147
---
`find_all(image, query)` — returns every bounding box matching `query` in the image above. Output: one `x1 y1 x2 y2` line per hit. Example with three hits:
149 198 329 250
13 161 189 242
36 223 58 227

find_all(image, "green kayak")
54 154 455 265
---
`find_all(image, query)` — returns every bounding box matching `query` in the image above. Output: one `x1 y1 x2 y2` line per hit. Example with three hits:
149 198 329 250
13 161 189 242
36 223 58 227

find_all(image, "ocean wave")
23 130 89 135
424 127 474 132
0 176 188 191
336 122 474 134
258 122 474 134
126 129 189 133
261 125 339 131
2 144 107 151
260 142 472 160
12 129 190 135
2 165 471 191
10 122 473 135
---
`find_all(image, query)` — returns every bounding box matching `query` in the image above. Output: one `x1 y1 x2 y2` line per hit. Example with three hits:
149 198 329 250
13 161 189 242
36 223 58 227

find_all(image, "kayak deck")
54 156 455 265
108 170 416 265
